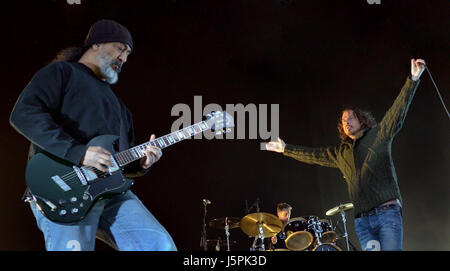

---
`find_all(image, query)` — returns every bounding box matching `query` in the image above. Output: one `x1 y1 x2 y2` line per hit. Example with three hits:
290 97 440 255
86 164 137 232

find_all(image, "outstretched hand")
264 137 286 153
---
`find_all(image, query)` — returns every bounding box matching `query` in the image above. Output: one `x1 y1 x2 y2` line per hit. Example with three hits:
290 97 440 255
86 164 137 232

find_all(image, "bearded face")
96 47 123 85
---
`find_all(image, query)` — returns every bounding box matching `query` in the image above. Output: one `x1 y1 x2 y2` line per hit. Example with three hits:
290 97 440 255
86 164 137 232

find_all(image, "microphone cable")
423 64 450 120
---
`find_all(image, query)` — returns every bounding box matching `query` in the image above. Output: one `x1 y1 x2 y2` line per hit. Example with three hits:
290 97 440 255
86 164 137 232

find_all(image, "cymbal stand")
224 217 231 251
257 222 266 251
310 218 323 246
250 222 265 251
200 200 208 251
339 210 350 251
246 197 260 213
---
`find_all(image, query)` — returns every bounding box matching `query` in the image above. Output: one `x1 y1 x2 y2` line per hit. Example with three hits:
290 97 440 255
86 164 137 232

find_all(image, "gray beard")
97 52 120 85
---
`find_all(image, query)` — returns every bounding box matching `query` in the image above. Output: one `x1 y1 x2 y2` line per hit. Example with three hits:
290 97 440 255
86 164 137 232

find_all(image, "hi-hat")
325 203 354 216
240 212 282 238
209 217 240 230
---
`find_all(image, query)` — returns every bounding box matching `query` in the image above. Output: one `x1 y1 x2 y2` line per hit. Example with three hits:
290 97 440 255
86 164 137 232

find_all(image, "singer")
264 58 426 250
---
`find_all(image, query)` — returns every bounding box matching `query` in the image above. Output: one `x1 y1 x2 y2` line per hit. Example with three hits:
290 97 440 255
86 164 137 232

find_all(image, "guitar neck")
113 121 210 167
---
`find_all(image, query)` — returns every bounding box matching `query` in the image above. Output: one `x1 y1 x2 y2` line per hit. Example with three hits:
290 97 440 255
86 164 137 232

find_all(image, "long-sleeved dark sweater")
10 61 146 180
282 76 420 216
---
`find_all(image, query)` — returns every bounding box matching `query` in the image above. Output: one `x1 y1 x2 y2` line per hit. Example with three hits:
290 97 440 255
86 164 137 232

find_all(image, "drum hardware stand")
246 197 261 213
310 218 324 247
246 198 264 251
224 218 231 251
250 222 266 251
339 209 350 251
200 198 211 251
332 215 357 251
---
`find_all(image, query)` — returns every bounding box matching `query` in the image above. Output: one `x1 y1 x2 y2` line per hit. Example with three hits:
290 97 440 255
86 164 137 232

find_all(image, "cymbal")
240 212 282 238
209 217 240 229
325 203 354 216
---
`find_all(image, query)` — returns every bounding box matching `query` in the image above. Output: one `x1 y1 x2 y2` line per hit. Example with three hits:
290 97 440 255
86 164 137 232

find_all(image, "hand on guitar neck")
82 134 162 172
139 134 162 170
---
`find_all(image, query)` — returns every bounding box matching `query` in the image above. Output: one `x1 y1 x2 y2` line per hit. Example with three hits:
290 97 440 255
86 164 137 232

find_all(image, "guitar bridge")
73 166 88 185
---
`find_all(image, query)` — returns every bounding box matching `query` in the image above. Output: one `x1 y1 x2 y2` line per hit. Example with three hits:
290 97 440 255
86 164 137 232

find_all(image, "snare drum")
284 217 314 251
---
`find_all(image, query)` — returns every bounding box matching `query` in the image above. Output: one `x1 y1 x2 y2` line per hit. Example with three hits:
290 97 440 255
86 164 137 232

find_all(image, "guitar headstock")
205 111 235 135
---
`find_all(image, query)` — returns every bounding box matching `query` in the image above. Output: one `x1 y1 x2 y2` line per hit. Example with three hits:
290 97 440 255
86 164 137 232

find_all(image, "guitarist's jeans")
29 190 177 251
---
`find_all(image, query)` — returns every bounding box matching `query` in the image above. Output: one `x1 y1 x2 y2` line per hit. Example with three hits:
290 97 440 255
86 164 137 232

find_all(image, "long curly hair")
337 106 377 142
50 46 88 63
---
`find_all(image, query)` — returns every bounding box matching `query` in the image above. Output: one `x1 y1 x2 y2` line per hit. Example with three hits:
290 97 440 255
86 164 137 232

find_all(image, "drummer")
270 202 292 249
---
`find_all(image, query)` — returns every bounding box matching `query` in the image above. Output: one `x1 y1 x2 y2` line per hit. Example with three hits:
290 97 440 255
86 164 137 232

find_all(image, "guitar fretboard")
113 121 209 167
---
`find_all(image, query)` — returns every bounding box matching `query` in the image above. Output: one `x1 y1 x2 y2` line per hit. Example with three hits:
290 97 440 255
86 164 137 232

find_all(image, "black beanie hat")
84 19 133 50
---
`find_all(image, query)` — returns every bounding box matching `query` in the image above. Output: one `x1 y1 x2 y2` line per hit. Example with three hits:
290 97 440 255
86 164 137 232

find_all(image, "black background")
1 0 449 251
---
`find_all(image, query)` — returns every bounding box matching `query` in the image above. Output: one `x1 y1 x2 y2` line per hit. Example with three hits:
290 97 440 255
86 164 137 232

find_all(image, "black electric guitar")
25 111 234 223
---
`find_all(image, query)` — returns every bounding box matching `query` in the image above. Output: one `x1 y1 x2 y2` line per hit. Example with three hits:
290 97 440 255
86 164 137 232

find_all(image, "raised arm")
379 58 425 139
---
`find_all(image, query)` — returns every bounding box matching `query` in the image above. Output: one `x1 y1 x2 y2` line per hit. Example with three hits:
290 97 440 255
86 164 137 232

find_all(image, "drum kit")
202 200 355 251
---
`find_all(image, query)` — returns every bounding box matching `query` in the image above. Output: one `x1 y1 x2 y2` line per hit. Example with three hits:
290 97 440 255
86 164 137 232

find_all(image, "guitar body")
25 135 132 223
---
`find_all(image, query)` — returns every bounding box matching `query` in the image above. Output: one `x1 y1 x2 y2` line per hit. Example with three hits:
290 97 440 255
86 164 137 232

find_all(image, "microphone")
203 199 211 205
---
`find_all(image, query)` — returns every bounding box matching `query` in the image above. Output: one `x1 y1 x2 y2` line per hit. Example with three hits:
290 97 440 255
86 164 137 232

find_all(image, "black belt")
355 203 401 218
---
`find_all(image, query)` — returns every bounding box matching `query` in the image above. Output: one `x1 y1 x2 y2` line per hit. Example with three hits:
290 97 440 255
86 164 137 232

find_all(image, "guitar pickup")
51 175 72 191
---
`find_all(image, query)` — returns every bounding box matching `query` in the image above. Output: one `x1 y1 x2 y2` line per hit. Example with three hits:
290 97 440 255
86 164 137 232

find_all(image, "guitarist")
10 20 177 251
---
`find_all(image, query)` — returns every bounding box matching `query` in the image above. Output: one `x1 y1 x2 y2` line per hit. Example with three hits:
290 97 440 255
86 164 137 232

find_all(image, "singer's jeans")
354 206 403 251
29 190 177 251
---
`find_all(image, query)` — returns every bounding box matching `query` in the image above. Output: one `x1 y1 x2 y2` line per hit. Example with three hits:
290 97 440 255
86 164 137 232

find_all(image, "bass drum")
284 217 314 251
312 243 342 251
